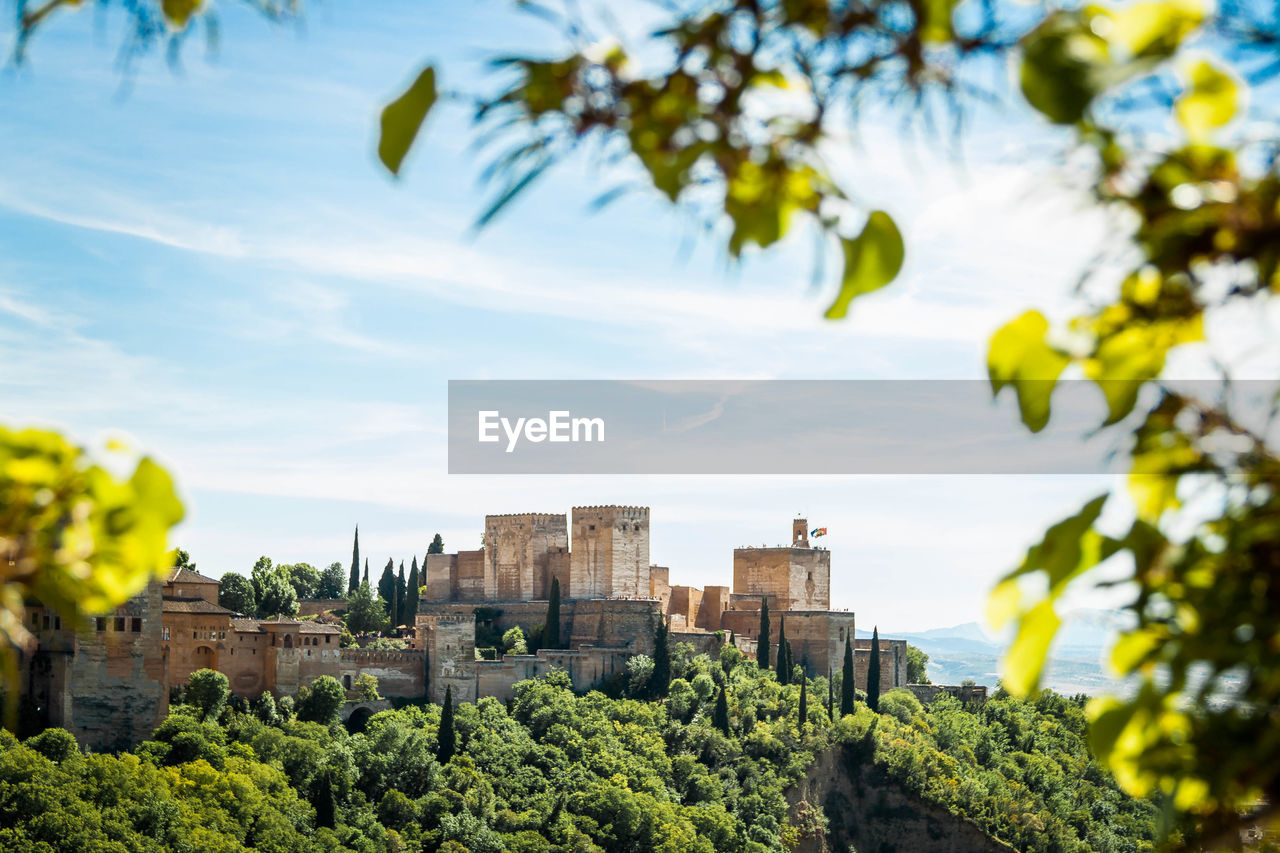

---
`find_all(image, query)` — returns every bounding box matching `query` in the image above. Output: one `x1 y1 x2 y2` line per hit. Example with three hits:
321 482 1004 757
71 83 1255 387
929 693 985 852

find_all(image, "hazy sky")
0 1 1161 631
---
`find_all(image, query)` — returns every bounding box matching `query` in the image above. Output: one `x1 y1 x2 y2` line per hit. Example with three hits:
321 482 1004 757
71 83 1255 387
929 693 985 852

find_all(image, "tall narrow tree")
406 556 420 626
798 678 808 731
775 617 789 684
543 577 561 650
713 686 730 736
840 636 855 718
868 626 882 712
649 615 670 698
827 669 835 721
394 561 407 626
348 525 360 593
378 559 396 617
362 558 369 586
313 768 337 829
437 685 456 763
758 596 771 670
428 533 444 554
391 563 402 629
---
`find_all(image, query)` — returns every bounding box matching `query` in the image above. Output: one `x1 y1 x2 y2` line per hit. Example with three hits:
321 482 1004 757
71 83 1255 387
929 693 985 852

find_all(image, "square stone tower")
569 506 651 599
484 512 568 601
733 517 831 610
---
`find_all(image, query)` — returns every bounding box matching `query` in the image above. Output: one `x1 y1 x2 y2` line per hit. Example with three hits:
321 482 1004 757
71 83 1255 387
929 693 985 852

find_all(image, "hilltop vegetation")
0 648 1164 852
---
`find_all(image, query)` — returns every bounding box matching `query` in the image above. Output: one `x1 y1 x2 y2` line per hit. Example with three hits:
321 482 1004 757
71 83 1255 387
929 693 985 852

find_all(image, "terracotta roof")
298 622 342 634
230 618 264 632
166 566 220 585
228 616 341 634
162 598 232 615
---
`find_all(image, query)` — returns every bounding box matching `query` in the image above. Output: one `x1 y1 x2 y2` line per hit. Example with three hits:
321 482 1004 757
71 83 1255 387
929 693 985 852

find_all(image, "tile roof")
166 566 221 585
230 618 264 632
162 598 232 615
230 616 342 633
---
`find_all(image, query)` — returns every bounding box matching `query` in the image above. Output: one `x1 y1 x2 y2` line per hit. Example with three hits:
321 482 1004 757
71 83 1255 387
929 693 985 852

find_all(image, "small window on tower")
807 572 813 582
114 616 126 632
589 524 595 531
131 618 142 633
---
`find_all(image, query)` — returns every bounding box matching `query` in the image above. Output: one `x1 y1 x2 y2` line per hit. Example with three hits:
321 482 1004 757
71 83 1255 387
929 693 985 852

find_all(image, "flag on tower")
811 527 827 538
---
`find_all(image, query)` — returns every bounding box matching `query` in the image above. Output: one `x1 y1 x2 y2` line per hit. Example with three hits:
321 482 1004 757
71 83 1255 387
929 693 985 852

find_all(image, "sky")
0 0 1182 632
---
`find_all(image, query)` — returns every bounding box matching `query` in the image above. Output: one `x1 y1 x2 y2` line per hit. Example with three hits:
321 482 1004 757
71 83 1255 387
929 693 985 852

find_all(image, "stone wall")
337 648 425 698
667 585 703 627
649 565 670 609
421 615 476 703
719 609 854 677
908 683 988 704
424 553 457 601
855 638 908 692
456 550 487 601
297 598 345 617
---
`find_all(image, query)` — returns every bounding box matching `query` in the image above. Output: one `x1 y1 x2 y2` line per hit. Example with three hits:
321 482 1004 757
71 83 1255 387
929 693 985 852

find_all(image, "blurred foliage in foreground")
0 427 183 719
0 651 1166 853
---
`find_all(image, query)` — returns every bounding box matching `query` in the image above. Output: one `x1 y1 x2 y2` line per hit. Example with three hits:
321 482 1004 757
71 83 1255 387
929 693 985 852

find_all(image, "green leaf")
1109 0 1204 59
1085 316 1203 424
378 65 438 176
986 310 1070 432
1003 600 1061 696
162 0 201 27
824 211 904 319
1175 59 1239 141
1019 13 1112 124
917 0 958 43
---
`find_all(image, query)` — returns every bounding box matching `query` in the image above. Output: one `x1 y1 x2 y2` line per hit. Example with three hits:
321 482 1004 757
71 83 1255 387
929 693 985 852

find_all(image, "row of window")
94 616 143 633
27 612 62 631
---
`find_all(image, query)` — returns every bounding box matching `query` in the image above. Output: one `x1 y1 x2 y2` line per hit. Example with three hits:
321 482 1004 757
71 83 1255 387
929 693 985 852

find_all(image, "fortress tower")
569 506 651 599
484 513 568 601
733 516 831 610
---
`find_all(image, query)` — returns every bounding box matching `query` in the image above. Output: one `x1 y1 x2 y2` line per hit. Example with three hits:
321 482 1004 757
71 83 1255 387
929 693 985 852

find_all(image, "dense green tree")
841 637 855 718
317 561 345 599
171 548 196 572
828 671 835 722
405 556 420 626
297 675 346 724
253 562 299 619
649 616 670 698
282 562 320 599
775 618 789 684
428 533 444 554
798 678 808 730
354 674 381 702
543 577 561 650
349 525 361 593
713 686 730 736
502 626 528 655
906 644 930 685
378 559 396 617
868 627 882 713
253 691 280 726
758 597 770 671
437 685 456 764
218 571 256 616
185 669 230 722
345 581 389 635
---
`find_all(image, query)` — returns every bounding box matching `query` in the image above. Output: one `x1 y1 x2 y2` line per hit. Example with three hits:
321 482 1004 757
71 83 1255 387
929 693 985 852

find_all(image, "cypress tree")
758 597 770 670
649 615 671 698
348 525 360 593
428 533 445 554
378 559 396 617
406 557 420 625
840 636 855 717
713 686 730 735
868 626 882 712
437 685 456 763
395 561 407 626
775 617 789 684
313 768 337 829
798 678 808 730
827 669 835 721
786 639 795 680
544 577 561 650
362 558 369 586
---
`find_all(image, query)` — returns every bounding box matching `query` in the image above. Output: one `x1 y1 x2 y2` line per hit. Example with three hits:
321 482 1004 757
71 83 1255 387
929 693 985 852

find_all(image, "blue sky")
0 1 1165 631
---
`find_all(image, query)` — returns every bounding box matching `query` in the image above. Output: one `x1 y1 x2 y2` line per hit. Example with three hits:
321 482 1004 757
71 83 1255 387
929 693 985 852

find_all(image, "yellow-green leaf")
1176 59 1239 142
917 0 958 44
1108 0 1204 59
162 0 201 27
379 65 438 176
1110 628 1161 674
1003 600 1061 696
1019 13 1112 124
1085 315 1203 424
987 310 1070 432
824 211 904 319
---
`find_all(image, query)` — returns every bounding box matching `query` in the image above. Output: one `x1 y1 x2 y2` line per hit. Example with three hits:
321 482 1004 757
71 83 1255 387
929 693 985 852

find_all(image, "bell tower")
793 517 809 548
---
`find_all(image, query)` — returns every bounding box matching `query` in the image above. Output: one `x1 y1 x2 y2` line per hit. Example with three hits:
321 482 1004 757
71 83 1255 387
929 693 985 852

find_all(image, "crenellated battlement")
341 648 425 663
572 505 649 517
486 512 566 524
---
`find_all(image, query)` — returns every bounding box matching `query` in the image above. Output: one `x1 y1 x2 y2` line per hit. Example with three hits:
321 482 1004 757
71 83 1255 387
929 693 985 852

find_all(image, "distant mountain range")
861 609 1136 696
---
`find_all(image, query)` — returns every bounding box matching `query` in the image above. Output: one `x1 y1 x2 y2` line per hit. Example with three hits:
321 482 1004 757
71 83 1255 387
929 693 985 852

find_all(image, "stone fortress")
18 507 918 749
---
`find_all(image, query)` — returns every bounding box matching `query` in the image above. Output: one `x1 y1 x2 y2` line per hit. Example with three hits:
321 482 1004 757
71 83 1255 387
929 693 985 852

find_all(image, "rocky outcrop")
787 745 1016 853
